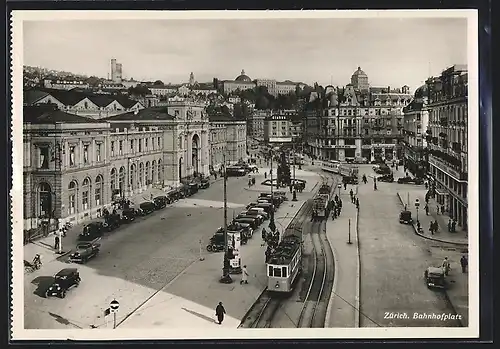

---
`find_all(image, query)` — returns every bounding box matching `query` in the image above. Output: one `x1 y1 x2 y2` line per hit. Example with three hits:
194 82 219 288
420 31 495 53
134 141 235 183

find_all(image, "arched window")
158 159 163 182
145 161 151 184
119 166 125 194
130 163 136 190
68 180 78 215
151 160 157 183
139 163 144 187
38 182 52 218
110 168 117 190
82 177 91 211
95 175 103 206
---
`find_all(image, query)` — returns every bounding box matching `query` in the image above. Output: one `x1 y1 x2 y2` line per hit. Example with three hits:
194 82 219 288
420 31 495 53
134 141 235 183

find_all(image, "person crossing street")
240 265 249 284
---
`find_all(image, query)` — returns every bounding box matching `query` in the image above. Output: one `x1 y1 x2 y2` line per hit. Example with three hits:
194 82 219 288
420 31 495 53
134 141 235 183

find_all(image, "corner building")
425 64 468 231
23 101 246 231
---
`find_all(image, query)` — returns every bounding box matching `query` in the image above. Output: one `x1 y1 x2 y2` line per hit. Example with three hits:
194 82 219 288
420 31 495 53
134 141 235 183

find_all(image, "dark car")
233 217 259 230
153 196 168 209
228 222 253 239
397 176 424 185
139 201 156 215
46 268 81 298
199 178 210 189
375 165 391 175
246 202 260 210
187 182 199 196
378 174 394 182
399 210 413 224
255 202 274 215
237 212 263 225
103 213 121 231
121 208 137 223
257 196 281 208
78 222 105 241
207 231 225 252
69 240 100 264
424 267 446 288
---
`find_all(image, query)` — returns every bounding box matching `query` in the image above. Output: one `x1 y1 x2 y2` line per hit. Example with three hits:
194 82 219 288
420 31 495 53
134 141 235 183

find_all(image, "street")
356 165 463 327
24 170 320 329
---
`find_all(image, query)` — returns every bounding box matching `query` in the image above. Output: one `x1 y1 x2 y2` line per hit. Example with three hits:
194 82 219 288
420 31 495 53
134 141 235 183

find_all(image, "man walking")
429 222 434 235
460 255 468 273
424 203 429 216
54 235 60 250
240 265 249 284
349 189 354 201
356 197 360 210
442 257 451 276
215 302 226 325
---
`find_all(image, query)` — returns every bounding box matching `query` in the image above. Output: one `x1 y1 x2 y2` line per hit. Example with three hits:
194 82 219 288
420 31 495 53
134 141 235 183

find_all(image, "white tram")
267 235 302 293
321 160 341 174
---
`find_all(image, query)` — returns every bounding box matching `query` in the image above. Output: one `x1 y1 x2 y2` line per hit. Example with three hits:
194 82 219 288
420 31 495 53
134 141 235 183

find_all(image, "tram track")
297 173 339 328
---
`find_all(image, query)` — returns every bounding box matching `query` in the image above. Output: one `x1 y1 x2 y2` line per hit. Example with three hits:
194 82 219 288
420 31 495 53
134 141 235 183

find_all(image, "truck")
312 194 329 221
68 239 101 264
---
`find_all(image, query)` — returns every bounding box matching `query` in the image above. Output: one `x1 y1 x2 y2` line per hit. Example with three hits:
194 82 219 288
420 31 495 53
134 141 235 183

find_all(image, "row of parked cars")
206 191 288 252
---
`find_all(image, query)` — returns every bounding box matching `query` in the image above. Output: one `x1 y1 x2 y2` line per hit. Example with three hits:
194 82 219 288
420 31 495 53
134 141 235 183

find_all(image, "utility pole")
292 142 297 201
269 148 276 232
219 152 232 284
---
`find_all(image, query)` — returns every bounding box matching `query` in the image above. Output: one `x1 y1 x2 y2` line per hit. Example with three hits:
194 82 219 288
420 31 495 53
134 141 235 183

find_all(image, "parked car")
187 182 199 196
69 240 101 264
46 268 81 298
375 165 391 175
228 222 253 239
103 212 121 231
378 174 394 182
153 196 169 209
255 202 275 215
199 178 210 189
138 201 156 216
247 207 269 220
233 216 259 230
78 222 105 241
397 176 424 185
237 211 264 225
121 208 137 223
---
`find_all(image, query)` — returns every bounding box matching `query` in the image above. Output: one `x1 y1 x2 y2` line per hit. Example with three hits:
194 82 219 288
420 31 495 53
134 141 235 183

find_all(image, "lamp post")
268 148 276 232
292 142 297 201
219 152 233 284
415 198 420 224
347 218 352 244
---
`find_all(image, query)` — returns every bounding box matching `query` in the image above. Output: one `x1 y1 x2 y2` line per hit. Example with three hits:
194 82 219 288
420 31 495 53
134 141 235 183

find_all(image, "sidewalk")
325 184 360 328
396 189 469 326
117 198 309 329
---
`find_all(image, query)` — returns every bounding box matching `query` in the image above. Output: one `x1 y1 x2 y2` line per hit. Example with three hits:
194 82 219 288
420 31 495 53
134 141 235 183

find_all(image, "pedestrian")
339 199 342 208
356 197 360 210
433 220 439 233
425 204 429 215
344 182 347 190
441 205 445 215
374 182 377 190
429 222 434 235
452 219 457 233
262 227 267 242
335 194 339 202
264 172 267 179
240 265 249 284
447 219 452 232
54 235 60 250
442 257 451 276
350 189 353 199
460 255 468 273
215 302 226 325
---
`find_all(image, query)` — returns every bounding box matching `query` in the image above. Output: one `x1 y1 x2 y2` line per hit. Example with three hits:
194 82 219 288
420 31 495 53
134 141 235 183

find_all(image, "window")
139 139 142 152
82 190 89 210
130 139 134 153
39 146 49 169
268 266 273 276
119 140 123 155
282 267 287 278
69 194 75 215
273 267 282 277
157 137 161 148
83 144 89 164
96 143 102 162
95 176 102 206
69 145 76 166
111 141 115 156
416 113 421 121
145 138 148 150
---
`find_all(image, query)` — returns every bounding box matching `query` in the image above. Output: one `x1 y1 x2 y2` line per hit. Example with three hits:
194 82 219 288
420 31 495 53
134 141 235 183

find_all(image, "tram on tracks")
311 183 332 221
267 234 302 293
321 160 341 174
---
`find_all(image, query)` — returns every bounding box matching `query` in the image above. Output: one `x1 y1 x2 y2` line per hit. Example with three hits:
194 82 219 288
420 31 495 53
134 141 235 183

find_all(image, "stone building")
425 64 468 230
23 100 246 231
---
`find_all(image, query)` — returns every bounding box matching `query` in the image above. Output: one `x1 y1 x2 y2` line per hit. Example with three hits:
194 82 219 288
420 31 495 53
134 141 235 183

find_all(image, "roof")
208 113 236 122
267 235 301 265
103 107 175 121
23 105 104 124
235 69 252 82
56 268 78 276
23 89 50 105
88 94 115 108
352 66 367 77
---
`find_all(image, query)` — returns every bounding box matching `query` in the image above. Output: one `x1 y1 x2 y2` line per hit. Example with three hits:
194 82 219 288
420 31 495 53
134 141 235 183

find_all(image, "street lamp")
219 152 233 284
268 147 276 232
292 142 298 201
415 198 420 224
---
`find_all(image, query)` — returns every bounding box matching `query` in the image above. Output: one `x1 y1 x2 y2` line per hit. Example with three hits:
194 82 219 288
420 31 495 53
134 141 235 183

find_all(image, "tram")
267 235 302 293
321 160 341 174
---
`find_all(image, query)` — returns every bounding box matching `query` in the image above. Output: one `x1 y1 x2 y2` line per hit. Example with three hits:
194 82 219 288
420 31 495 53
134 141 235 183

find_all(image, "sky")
23 16 468 92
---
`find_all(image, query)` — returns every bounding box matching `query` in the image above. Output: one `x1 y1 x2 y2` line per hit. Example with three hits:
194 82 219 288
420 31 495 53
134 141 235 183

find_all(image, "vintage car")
103 213 121 231
399 210 413 224
78 222 105 241
374 165 392 175
228 222 253 239
247 207 269 220
153 196 169 209
69 240 101 263
424 267 446 288
233 216 259 230
46 268 81 298
207 231 225 252
378 174 394 182
138 201 156 216
237 211 264 225
199 178 210 189
187 182 199 196
121 208 137 223
397 176 424 185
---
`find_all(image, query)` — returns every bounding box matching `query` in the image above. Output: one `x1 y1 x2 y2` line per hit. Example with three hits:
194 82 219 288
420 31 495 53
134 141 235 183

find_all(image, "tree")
128 85 151 97
255 95 270 110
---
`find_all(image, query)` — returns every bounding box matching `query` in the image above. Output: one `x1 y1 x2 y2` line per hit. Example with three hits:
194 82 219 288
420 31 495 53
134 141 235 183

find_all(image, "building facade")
402 85 429 177
110 59 123 83
23 101 246 230
223 70 301 97
307 68 411 162
425 64 468 231
248 110 269 141
263 111 296 144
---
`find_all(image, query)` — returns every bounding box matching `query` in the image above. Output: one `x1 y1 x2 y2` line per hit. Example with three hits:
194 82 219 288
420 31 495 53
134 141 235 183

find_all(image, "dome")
235 69 252 82
414 84 428 98
352 66 367 77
